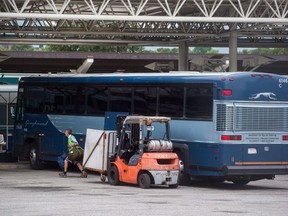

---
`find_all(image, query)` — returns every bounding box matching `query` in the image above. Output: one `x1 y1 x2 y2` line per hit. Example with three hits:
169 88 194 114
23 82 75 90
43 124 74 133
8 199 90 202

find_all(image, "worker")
59 128 87 178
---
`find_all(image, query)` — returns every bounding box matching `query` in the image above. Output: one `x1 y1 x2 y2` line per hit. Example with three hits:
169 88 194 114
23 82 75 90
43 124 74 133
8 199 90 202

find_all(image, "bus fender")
23 135 40 157
173 143 189 174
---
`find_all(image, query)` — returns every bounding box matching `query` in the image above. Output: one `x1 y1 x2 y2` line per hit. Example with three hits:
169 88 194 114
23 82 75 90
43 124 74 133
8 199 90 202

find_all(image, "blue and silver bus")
0 77 19 152
13 72 288 184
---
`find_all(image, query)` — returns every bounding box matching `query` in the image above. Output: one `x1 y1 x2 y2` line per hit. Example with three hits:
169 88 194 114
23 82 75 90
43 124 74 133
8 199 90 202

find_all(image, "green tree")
0 45 7 51
41 45 80 52
10 44 34 51
155 48 179 53
189 47 219 54
238 48 288 55
41 45 147 53
239 49 250 54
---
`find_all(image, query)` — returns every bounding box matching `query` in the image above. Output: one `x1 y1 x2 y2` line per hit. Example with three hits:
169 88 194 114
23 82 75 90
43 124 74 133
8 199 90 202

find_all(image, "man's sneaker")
80 171 88 178
59 172 67 178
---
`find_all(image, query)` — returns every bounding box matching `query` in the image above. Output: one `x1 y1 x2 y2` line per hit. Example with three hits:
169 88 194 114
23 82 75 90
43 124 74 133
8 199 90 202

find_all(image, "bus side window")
45 87 65 114
86 87 108 115
65 87 85 115
110 87 132 113
158 87 184 117
134 87 157 115
25 86 44 114
185 86 213 120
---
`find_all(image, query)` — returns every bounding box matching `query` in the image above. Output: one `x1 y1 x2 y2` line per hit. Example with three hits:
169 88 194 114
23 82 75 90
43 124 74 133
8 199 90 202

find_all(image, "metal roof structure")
0 51 287 74
0 0 288 47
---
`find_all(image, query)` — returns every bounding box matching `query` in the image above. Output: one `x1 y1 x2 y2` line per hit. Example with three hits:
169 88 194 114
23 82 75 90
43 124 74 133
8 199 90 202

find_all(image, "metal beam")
76 57 94 74
0 38 287 48
1 13 288 23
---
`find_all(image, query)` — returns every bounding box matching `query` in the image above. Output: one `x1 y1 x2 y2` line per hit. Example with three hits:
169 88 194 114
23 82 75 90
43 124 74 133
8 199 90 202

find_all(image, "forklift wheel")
138 173 151 189
168 183 179 189
108 166 120 185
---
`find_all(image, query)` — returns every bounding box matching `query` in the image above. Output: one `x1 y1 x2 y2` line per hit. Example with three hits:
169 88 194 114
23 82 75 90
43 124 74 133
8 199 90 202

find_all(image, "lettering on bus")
244 133 281 143
25 120 49 127
279 78 288 88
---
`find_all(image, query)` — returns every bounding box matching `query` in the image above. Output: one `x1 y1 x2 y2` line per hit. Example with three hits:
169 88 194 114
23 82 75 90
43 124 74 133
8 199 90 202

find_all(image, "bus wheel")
138 173 151 189
108 166 120 185
232 180 250 185
29 145 43 170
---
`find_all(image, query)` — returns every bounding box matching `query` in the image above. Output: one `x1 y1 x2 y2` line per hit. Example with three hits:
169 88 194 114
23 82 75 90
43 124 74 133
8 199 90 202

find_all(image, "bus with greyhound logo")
0 76 19 152
12 72 288 184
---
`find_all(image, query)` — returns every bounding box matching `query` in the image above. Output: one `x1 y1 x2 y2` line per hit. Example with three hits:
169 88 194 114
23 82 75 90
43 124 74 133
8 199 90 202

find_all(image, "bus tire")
29 144 43 170
232 180 250 185
108 166 120 185
138 173 151 189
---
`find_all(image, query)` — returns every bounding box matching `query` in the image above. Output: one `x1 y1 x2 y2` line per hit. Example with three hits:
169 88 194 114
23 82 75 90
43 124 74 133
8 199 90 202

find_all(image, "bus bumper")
223 165 288 176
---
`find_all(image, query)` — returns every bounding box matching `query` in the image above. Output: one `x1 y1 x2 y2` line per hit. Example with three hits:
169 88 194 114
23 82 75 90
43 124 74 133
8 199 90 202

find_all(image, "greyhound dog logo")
249 92 277 100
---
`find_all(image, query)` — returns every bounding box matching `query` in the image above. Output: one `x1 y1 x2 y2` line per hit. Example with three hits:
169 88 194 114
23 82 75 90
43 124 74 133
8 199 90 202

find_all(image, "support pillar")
178 41 189 71
229 31 238 72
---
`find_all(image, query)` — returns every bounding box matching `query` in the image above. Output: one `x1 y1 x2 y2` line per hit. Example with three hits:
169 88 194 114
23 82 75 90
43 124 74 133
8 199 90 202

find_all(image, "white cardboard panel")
83 129 108 172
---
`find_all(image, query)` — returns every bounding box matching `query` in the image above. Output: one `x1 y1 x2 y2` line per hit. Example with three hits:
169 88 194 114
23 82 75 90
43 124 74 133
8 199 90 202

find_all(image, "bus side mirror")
10 106 15 119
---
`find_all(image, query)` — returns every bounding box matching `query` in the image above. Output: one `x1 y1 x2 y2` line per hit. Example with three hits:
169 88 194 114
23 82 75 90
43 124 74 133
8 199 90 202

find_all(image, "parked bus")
0 74 45 151
13 72 288 184
0 77 19 151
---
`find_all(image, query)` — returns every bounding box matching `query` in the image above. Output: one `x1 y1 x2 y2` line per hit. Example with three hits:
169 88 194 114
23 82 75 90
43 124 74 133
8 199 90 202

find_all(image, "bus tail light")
283 135 288 141
222 89 232 96
221 135 242 141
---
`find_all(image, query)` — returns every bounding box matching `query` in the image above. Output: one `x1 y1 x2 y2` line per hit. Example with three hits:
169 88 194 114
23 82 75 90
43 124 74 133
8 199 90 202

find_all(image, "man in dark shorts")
59 129 87 178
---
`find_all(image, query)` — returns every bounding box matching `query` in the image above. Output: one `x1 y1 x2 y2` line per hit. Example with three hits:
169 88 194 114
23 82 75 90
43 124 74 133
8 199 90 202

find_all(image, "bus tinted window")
45 87 65 114
159 87 184 117
25 86 44 113
185 86 213 119
65 87 85 114
87 87 108 115
110 87 132 113
134 87 157 115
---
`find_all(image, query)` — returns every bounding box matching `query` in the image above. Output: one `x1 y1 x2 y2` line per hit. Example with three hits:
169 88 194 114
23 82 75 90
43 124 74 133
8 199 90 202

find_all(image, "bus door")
13 87 24 156
104 112 128 131
104 112 128 152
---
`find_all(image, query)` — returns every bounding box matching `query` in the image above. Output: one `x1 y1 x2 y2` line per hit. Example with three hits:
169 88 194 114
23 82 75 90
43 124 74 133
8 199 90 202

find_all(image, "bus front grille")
216 103 288 132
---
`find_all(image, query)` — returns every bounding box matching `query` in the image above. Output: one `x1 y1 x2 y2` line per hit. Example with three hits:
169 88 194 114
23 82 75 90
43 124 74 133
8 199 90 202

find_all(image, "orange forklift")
107 116 180 189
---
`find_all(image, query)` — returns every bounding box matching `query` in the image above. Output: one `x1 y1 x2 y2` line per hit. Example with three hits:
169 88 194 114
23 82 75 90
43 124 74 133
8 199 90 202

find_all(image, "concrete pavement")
0 167 288 216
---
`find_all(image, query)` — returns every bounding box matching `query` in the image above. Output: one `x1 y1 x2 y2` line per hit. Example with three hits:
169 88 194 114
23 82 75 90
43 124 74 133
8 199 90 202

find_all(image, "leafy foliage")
190 47 219 54
41 45 147 53
239 48 288 55
10 44 34 51
0 45 7 51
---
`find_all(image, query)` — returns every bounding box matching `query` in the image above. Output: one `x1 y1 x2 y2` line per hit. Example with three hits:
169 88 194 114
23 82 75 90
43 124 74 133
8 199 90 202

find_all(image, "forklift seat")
128 154 140 166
